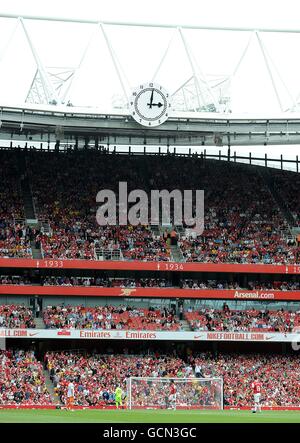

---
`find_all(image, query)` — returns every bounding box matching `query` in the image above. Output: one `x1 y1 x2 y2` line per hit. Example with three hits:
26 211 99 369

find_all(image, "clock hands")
148 89 154 109
151 102 163 108
147 89 163 109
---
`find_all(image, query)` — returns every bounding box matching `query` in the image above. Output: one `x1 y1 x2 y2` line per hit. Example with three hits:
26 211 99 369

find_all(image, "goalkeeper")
115 385 123 409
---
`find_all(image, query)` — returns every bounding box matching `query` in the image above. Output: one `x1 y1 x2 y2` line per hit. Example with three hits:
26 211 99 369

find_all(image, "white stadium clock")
129 82 171 127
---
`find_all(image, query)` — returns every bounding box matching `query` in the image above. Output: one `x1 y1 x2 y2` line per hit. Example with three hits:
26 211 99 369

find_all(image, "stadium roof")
2 14 300 114
1 12 300 148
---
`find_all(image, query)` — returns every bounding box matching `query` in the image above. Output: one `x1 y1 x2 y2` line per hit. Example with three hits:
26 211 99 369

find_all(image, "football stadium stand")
1 150 299 264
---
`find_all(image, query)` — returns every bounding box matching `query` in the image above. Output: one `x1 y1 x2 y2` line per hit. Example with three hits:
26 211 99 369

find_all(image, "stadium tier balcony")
29 152 300 263
1 275 298 291
0 275 171 287
185 307 300 332
180 279 300 291
1 150 300 263
43 305 181 331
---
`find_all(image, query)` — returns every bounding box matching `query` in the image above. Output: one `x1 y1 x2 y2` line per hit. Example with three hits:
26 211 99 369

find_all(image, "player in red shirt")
168 381 177 410
251 376 262 413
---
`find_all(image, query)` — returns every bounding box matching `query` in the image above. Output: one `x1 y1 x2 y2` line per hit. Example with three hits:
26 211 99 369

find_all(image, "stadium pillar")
212 341 218 354
84 136 89 149
281 343 287 354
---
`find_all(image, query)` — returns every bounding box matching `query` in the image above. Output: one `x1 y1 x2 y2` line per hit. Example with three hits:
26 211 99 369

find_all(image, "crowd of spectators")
0 350 52 405
28 153 300 264
185 304 300 332
43 305 181 331
0 152 32 258
0 304 35 328
0 345 299 407
1 300 300 333
45 351 191 406
143 155 300 264
1 151 300 263
44 350 300 407
180 279 300 291
190 352 300 407
0 223 32 259
28 152 171 261
272 169 300 227
1 274 298 291
0 274 173 288
41 276 171 288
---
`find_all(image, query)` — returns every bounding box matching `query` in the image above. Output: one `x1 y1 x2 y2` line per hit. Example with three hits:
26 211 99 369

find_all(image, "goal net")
126 377 223 410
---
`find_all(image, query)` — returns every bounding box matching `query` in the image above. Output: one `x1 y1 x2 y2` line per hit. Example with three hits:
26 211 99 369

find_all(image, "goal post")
126 377 223 410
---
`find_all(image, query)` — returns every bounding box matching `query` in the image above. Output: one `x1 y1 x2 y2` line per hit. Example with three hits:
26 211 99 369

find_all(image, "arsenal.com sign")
1 328 300 343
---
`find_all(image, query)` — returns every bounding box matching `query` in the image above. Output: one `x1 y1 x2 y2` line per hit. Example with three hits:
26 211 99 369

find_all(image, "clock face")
129 82 171 127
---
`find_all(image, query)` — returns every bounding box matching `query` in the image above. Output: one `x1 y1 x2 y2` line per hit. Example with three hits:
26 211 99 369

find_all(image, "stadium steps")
180 319 192 331
34 317 46 329
20 177 36 220
31 241 42 259
43 370 63 406
40 221 51 235
19 160 44 258
150 225 161 236
170 245 184 262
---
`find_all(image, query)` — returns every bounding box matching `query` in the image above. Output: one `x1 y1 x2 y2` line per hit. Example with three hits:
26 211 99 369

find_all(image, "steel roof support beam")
62 25 98 104
151 28 177 82
0 17 19 65
171 76 194 97
3 14 300 34
178 27 217 110
25 69 43 104
256 32 297 111
20 18 61 105
255 31 283 112
231 32 253 78
178 27 206 109
99 23 129 103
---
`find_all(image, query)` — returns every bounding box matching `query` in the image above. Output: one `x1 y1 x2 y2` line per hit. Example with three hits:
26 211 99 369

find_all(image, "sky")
1 0 300 29
0 0 300 165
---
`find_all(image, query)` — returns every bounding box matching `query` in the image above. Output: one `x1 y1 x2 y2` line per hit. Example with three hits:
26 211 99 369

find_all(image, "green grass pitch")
0 409 300 423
